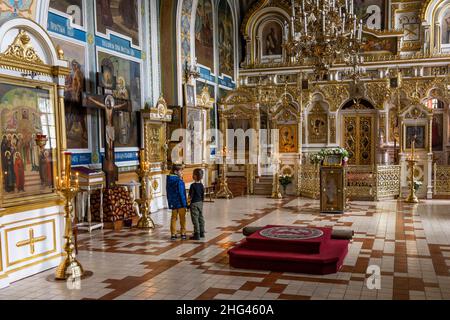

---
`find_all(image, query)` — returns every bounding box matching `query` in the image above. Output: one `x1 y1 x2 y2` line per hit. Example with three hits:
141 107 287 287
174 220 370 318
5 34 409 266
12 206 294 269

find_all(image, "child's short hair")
172 164 183 174
193 168 204 180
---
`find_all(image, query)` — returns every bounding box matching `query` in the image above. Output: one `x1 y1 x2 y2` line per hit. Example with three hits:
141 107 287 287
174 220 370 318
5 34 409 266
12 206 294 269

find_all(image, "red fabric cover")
228 239 348 275
246 225 332 254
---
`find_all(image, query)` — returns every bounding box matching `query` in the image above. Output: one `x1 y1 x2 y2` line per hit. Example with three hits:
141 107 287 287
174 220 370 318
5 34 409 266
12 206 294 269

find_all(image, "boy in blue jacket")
166 164 188 240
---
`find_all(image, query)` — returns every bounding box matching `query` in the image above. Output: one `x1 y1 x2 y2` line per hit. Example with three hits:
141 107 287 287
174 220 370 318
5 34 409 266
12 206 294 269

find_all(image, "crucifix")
16 228 47 255
83 93 131 188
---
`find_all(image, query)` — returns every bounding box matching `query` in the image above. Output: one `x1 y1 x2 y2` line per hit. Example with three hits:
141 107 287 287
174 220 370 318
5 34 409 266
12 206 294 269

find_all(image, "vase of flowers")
279 174 293 195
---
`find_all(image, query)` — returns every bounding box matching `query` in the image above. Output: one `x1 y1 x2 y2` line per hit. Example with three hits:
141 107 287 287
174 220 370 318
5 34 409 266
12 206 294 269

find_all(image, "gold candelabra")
216 147 233 199
405 140 419 204
136 149 155 228
271 154 283 199
55 152 84 280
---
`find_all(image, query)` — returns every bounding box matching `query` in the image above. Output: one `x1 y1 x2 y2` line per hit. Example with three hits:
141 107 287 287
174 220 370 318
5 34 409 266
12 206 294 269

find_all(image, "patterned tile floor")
1 196 450 300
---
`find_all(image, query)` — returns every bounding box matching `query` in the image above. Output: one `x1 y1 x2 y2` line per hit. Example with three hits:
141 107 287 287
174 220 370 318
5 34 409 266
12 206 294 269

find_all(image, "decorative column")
427 114 434 199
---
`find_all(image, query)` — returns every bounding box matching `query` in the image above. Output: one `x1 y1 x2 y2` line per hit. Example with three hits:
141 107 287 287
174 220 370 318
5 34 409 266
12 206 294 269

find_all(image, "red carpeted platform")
228 225 349 275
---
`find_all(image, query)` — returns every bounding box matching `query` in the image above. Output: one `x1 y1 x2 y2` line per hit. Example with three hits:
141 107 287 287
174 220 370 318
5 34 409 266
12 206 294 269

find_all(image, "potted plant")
279 174 293 195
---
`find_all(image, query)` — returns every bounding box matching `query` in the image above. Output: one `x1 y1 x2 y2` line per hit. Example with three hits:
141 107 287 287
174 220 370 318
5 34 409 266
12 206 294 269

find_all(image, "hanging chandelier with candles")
285 0 364 79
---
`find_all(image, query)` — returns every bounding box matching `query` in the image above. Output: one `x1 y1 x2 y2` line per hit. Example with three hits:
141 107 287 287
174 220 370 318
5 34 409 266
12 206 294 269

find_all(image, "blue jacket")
166 174 187 209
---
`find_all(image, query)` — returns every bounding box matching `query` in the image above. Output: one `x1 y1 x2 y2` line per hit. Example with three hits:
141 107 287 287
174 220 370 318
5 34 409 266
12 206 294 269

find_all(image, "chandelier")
285 0 364 79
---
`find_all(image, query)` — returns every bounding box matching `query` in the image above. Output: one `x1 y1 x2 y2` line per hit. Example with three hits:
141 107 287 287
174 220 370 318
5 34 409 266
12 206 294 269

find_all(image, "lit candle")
342 14 346 32
64 153 71 187
358 20 363 40
323 14 326 32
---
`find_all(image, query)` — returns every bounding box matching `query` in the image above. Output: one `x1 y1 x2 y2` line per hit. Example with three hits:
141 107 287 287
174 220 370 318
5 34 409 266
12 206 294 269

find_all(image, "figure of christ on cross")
83 93 131 188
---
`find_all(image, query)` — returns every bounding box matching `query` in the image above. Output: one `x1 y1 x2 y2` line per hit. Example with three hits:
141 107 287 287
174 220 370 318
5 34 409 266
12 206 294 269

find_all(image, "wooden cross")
83 93 131 188
16 229 46 255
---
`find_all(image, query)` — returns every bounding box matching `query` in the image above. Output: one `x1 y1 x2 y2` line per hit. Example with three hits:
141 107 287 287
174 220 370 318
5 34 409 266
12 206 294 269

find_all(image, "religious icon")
262 22 283 56
0 82 56 200
443 10 450 44
195 0 214 70
98 51 141 148
218 0 234 77
96 0 140 46
184 84 196 107
279 125 297 153
49 0 84 26
53 37 89 150
0 0 37 19
405 126 426 149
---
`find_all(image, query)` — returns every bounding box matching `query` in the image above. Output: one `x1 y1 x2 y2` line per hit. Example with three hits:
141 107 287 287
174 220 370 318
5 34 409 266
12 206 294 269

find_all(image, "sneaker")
170 235 177 241
190 233 200 240
181 234 187 240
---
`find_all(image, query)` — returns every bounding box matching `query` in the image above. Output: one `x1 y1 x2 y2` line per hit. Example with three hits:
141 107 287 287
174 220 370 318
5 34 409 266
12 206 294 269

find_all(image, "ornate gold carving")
197 86 214 109
389 109 400 143
375 165 401 200
343 115 374 165
299 164 320 199
56 45 64 60
318 84 349 111
366 82 389 109
145 123 165 163
329 114 336 144
346 165 375 200
434 164 450 196
1 30 43 64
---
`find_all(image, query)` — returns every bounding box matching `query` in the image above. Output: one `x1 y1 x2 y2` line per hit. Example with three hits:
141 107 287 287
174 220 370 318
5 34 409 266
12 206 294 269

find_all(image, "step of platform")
228 239 348 275
245 226 331 254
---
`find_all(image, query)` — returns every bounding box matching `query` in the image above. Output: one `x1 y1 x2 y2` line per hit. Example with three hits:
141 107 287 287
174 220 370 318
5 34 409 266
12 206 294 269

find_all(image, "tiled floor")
1 196 450 300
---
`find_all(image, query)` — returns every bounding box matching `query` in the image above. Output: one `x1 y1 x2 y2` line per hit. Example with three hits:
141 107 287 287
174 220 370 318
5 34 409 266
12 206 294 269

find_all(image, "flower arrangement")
279 174 293 193
309 153 323 165
309 147 350 165
413 180 422 192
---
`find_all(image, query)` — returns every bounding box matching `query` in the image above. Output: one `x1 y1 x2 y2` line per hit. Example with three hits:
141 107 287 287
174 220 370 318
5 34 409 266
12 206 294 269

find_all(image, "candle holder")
55 152 84 280
136 149 155 228
405 141 419 204
216 147 233 199
271 154 283 199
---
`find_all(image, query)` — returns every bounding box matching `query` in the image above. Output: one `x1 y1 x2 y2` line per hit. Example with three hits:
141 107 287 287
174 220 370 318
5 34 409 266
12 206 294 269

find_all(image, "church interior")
2 0 450 302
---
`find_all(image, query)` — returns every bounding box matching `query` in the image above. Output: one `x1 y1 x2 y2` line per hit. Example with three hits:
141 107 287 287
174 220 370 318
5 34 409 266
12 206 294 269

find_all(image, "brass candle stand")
405 141 419 204
216 147 233 199
136 150 155 229
55 152 84 280
271 154 282 199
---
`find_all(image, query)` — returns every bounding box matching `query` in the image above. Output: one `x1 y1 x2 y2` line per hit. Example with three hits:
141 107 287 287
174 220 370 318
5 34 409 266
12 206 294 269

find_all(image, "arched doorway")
339 99 377 165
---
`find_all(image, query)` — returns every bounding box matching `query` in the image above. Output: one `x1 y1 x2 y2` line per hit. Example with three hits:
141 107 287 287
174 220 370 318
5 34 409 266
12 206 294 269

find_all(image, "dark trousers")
190 202 205 234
